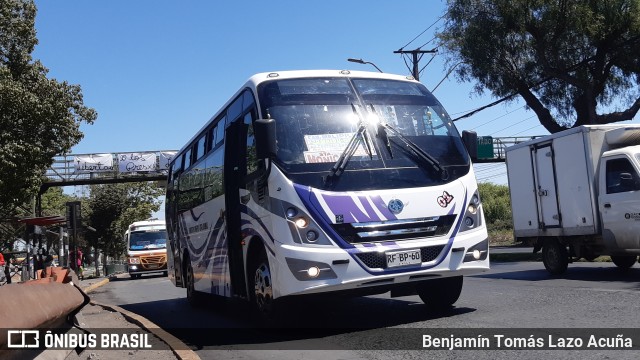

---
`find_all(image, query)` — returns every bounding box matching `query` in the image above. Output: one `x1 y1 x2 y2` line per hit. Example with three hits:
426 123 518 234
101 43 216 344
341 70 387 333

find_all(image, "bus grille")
332 215 456 244
354 245 446 270
141 255 166 269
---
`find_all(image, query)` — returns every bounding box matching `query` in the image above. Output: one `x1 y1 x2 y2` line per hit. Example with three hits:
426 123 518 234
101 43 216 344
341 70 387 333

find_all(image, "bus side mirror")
255 119 277 159
461 130 478 161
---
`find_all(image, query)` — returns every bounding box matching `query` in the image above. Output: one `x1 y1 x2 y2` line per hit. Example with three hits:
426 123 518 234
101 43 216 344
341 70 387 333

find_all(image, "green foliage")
85 183 163 257
438 0 640 133
0 0 97 215
478 182 512 231
40 187 77 217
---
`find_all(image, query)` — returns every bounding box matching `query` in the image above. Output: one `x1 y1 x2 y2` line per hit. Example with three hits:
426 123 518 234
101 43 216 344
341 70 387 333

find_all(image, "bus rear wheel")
416 276 463 311
185 262 204 306
611 255 637 270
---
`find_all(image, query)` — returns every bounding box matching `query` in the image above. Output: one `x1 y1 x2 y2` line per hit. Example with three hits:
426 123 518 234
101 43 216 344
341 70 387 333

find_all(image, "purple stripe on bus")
321 193 385 223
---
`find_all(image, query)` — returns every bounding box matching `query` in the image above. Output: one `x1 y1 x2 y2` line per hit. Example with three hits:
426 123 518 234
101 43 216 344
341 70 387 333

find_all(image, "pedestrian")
76 248 84 280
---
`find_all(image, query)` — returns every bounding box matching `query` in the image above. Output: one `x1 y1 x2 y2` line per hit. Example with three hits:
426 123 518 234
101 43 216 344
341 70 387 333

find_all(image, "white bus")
166 70 489 315
125 219 168 279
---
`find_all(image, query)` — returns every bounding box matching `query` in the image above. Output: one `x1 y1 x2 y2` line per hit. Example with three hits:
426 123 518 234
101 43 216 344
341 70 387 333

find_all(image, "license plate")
386 249 422 268
146 264 158 269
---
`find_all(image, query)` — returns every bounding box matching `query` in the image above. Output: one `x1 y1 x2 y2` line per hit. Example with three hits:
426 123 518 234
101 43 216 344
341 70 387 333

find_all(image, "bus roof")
127 219 166 231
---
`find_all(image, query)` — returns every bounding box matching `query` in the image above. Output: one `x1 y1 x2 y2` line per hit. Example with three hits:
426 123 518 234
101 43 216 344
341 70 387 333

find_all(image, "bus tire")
185 261 204 307
249 247 275 318
542 238 568 275
416 276 463 311
611 255 637 270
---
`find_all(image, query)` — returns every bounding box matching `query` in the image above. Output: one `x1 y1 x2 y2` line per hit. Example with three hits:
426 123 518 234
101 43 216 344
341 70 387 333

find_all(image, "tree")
478 182 512 231
85 183 163 258
0 0 97 215
438 0 640 133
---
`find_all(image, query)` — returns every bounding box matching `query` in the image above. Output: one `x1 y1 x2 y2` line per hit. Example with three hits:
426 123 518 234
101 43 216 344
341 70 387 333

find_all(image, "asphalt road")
89 261 640 360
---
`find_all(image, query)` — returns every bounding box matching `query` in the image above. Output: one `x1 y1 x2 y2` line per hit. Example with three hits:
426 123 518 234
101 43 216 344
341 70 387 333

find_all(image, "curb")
82 277 110 294
81 276 200 360
90 300 200 360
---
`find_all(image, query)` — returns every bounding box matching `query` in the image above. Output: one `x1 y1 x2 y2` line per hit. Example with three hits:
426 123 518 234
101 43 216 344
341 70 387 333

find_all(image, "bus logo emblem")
388 199 404 214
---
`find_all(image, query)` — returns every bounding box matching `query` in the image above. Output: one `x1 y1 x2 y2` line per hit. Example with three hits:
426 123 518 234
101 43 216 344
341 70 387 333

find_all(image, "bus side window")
184 149 192 169
245 111 259 175
216 117 226 145
195 136 206 161
208 125 217 151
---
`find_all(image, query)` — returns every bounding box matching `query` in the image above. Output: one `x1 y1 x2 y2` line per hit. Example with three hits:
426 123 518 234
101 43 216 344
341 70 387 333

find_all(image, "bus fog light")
306 230 318 242
130 265 138 270
295 217 309 228
472 250 481 260
464 217 474 227
307 266 320 278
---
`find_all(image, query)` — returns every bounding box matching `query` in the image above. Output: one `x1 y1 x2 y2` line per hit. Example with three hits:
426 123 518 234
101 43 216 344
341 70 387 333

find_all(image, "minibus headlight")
128 257 140 264
282 202 333 246
460 189 483 233
295 217 309 228
286 207 298 219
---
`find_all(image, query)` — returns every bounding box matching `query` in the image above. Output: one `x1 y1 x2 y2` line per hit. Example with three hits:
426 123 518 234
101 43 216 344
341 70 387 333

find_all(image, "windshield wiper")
369 105 448 180
323 104 373 186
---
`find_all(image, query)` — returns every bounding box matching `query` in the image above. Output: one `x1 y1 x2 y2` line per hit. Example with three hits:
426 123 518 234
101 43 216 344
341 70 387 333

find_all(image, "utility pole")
393 48 437 81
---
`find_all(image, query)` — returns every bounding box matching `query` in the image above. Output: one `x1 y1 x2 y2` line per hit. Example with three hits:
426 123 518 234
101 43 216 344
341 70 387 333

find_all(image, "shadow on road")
119 292 476 349
475 264 640 284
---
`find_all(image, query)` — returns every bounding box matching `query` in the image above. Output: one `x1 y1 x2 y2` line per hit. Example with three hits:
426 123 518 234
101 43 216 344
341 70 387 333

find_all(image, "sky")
30 0 638 217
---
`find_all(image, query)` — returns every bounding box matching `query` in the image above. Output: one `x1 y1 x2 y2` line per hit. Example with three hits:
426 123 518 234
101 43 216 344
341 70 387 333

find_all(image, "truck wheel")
416 276 463 311
185 261 204 306
542 239 568 275
611 255 637 270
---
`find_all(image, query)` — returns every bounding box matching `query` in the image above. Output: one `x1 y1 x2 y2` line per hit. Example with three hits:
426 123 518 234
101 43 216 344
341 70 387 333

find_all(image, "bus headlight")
294 217 309 228
128 257 140 264
282 202 333 246
306 230 319 242
460 189 483 233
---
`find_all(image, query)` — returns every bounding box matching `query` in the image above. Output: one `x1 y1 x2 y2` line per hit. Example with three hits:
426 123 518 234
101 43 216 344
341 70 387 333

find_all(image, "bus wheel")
185 262 203 306
542 238 568 275
416 276 463 311
250 251 274 316
611 255 637 270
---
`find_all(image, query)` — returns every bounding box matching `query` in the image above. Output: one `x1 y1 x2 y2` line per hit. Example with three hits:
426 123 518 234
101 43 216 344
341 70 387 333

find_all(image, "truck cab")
598 145 640 253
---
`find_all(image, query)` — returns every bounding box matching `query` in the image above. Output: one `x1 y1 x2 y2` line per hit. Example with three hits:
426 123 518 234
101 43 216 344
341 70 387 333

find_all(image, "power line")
470 106 526 131
399 15 445 50
512 124 543 136
490 115 537 136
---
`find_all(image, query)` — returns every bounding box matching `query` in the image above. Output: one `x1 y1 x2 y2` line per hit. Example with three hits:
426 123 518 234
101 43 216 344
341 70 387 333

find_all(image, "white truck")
506 125 640 274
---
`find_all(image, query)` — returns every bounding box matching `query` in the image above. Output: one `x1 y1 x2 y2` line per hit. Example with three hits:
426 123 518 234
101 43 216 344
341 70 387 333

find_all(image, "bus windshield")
129 230 167 251
258 77 470 191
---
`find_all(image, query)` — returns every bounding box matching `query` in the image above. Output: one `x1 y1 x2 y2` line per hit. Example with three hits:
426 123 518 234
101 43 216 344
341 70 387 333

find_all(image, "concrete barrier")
0 269 89 358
